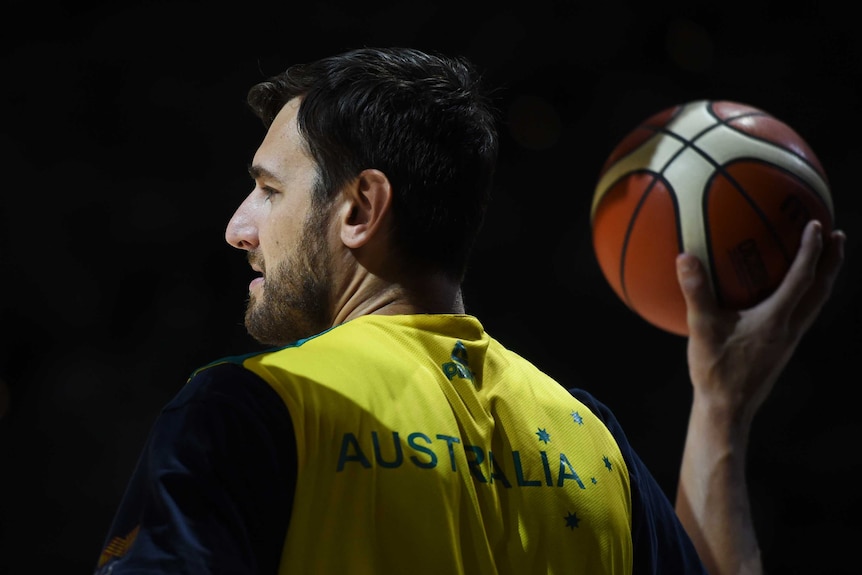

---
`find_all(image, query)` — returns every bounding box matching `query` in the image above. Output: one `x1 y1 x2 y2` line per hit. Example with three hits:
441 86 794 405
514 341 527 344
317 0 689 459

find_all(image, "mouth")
249 276 264 292
248 253 265 292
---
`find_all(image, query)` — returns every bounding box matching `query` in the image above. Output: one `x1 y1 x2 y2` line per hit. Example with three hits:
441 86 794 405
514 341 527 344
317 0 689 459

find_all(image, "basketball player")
94 47 845 575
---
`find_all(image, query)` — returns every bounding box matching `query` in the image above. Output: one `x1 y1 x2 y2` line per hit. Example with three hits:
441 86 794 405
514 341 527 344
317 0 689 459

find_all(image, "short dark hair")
247 47 499 281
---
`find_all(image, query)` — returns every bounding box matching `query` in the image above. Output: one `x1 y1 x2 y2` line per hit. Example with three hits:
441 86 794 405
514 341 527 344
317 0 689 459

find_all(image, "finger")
790 228 846 331
767 220 825 317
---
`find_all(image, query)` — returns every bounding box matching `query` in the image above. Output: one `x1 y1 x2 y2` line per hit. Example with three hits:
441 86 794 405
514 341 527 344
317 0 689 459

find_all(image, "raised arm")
673 220 846 575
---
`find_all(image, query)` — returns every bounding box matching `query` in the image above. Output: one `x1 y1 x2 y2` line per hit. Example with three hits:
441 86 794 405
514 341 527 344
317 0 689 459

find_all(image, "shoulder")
151 359 295 463
167 356 287 413
95 358 297 574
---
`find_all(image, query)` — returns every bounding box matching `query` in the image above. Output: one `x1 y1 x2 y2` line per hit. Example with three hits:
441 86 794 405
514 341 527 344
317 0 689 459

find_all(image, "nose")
225 194 259 251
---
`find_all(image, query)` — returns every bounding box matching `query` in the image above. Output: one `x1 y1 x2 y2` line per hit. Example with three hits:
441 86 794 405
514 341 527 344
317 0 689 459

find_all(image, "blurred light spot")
666 18 714 73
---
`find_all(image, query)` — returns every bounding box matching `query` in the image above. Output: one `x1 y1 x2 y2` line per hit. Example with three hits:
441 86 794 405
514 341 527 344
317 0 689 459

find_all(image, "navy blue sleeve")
95 362 297 575
568 387 707 575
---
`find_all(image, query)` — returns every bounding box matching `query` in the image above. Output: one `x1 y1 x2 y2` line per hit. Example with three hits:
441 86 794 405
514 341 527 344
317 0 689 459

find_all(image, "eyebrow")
247 164 280 182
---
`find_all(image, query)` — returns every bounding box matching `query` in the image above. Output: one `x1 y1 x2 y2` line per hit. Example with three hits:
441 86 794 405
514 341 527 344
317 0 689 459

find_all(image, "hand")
673 220 845 575
676 220 846 423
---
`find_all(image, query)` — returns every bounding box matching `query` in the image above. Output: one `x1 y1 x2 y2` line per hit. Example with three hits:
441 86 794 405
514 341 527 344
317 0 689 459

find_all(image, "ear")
339 168 393 249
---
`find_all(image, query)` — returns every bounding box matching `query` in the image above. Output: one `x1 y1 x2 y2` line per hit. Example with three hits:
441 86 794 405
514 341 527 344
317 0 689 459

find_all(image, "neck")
332 272 465 326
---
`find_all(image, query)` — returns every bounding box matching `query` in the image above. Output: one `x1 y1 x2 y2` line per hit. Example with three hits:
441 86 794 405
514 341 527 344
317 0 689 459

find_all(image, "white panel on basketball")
660 147 714 285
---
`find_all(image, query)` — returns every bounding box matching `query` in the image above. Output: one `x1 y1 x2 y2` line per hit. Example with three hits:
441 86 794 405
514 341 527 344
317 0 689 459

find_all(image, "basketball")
590 100 834 336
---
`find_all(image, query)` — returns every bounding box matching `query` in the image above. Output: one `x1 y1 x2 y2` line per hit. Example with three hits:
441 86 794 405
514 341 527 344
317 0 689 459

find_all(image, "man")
95 47 845 574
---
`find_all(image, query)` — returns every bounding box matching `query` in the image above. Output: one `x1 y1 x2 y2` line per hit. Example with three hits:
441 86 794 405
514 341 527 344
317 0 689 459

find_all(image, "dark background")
1 1 859 573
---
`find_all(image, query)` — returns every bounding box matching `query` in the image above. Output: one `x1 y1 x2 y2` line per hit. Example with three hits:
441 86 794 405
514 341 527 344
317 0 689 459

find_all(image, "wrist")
689 389 756 445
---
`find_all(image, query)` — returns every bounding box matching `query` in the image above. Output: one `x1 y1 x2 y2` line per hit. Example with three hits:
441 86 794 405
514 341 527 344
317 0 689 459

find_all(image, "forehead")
252 99 314 180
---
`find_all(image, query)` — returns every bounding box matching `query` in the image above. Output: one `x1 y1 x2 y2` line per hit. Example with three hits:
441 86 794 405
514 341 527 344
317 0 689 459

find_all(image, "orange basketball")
591 100 834 336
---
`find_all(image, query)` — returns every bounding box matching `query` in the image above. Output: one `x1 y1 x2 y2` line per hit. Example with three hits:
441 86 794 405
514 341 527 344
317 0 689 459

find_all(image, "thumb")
676 253 718 317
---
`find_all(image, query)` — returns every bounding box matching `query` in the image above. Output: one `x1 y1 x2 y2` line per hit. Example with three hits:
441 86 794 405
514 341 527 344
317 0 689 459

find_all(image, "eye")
261 186 278 202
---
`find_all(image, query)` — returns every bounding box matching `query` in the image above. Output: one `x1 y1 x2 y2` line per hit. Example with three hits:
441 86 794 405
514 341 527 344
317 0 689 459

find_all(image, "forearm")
675 395 762 575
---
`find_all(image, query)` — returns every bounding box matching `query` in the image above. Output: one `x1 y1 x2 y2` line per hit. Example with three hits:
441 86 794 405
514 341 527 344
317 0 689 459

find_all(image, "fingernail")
676 254 697 273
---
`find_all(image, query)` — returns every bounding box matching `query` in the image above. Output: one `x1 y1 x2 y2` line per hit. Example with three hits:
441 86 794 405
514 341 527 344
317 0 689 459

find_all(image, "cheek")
260 228 283 255
259 214 300 253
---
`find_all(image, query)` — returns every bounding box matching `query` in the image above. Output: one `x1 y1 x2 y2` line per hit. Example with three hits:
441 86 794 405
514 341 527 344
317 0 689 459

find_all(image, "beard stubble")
243 207 334 346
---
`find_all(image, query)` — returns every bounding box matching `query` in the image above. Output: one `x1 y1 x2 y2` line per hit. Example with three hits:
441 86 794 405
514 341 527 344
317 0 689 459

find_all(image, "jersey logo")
441 341 475 385
97 524 139 568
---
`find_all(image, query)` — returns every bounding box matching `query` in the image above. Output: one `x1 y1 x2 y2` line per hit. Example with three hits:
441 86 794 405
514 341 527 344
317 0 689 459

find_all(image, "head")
225 47 500 345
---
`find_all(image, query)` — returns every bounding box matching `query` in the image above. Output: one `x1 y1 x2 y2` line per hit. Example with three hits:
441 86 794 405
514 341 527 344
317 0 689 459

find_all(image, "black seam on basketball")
701 170 724 306
701 168 769 307
618 169 679 308
722 123 826 181
653 112 786 307
706 156 803 264
705 102 826 183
